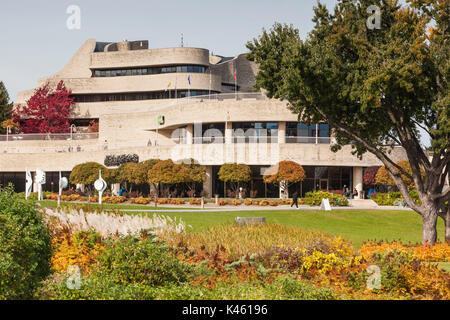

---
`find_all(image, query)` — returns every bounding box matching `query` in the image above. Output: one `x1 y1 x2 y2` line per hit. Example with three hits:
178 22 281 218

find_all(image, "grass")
126 209 445 248
40 200 446 248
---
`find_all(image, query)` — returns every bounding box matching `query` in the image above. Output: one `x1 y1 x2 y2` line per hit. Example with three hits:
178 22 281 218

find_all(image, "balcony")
0 132 99 142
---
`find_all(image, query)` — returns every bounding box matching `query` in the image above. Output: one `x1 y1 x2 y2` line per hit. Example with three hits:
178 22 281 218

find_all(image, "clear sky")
0 0 429 145
0 0 338 101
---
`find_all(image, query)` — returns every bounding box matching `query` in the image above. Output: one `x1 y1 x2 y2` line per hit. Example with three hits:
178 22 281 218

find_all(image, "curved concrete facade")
3 39 408 197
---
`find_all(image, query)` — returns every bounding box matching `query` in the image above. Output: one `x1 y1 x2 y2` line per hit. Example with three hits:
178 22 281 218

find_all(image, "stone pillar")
278 122 286 144
203 166 213 197
186 124 194 145
353 167 363 199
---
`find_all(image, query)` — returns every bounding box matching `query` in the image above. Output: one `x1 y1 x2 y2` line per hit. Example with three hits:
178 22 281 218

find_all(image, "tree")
364 166 381 187
0 81 14 134
263 161 306 199
69 162 110 192
118 162 141 193
136 159 159 196
13 81 75 134
147 160 190 194
247 0 449 244
218 163 252 195
177 159 207 194
376 161 424 190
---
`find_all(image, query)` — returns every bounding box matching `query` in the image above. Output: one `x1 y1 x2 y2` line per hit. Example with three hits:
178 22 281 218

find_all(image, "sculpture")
35 169 46 201
25 169 33 200
58 171 69 206
94 169 107 204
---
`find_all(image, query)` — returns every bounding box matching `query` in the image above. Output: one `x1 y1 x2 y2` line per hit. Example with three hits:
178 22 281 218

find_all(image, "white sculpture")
25 169 33 200
94 170 107 204
320 198 332 211
35 169 46 201
58 171 69 206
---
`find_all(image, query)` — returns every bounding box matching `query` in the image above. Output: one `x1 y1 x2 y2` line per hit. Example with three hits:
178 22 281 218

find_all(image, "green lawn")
40 200 446 248
126 209 445 248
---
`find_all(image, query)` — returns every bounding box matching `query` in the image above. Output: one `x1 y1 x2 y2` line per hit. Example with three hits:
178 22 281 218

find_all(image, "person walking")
291 191 299 209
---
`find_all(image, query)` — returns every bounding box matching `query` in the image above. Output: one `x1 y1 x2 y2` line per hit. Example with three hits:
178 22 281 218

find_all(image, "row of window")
72 90 218 103
286 123 330 138
222 83 240 91
92 65 207 78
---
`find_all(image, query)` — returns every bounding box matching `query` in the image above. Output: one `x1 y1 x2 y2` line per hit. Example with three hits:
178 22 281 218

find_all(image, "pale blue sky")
0 0 429 145
0 0 337 100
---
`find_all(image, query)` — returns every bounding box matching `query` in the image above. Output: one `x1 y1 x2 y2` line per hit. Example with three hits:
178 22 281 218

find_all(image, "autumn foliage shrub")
130 197 150 205
360 241 450 262
51 231 105 274
230 200 242 206
189 198 202 206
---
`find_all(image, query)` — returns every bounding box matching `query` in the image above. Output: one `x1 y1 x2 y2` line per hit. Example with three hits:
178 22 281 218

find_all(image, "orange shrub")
102 196 127 204
51 231 105 274
131 197 150 205
360 241 450 262
259 200 269 207
244 199 253 206
158 198 170 204
269 201 279 207
218 200 228 206
230 200 242 206
189 198 202 205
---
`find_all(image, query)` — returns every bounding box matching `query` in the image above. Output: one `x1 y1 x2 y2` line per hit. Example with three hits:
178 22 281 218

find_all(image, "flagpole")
175 73 178 100
209 69 212 100
234 66 237 100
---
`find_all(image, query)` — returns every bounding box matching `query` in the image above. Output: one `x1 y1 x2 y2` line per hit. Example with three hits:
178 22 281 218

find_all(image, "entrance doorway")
319 179 329 191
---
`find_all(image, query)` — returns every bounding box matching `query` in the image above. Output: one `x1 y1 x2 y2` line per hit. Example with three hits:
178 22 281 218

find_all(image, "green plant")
0 185 52 299
304 191 348 207
93 235 192 287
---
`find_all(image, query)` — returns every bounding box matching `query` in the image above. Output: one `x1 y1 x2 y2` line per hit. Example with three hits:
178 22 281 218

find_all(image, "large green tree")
218 163 252 195
0 82 14 134
247 0 449 244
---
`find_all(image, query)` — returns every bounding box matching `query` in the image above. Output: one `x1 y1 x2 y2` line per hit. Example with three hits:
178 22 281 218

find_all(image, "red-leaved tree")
363 166 381 187
13 81 75 133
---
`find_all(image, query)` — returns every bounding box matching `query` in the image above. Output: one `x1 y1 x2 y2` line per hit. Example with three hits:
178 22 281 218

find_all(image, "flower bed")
304 191 349 207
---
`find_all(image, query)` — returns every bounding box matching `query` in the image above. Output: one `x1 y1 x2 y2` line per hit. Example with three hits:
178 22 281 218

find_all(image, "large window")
72 90 219 103
286 122 330 144
92 65 207 78
232 122 278 143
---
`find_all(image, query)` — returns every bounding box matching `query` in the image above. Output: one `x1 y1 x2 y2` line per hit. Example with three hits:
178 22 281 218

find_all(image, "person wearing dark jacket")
291 192 299 209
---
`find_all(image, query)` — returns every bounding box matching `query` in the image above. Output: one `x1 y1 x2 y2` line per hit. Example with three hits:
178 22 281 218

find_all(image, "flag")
234 70 237 81
165 81 171 92
188 75 191 86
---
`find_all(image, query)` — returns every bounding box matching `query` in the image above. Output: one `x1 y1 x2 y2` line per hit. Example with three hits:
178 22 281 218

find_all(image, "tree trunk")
438 208 450 244
421 208 438 245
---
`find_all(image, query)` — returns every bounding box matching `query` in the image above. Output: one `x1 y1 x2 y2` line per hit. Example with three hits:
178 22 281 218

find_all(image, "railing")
0 132 99 142
286 137 331 144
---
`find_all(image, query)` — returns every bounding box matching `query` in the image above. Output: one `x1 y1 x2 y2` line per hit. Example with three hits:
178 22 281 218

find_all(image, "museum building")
0 39 407 198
